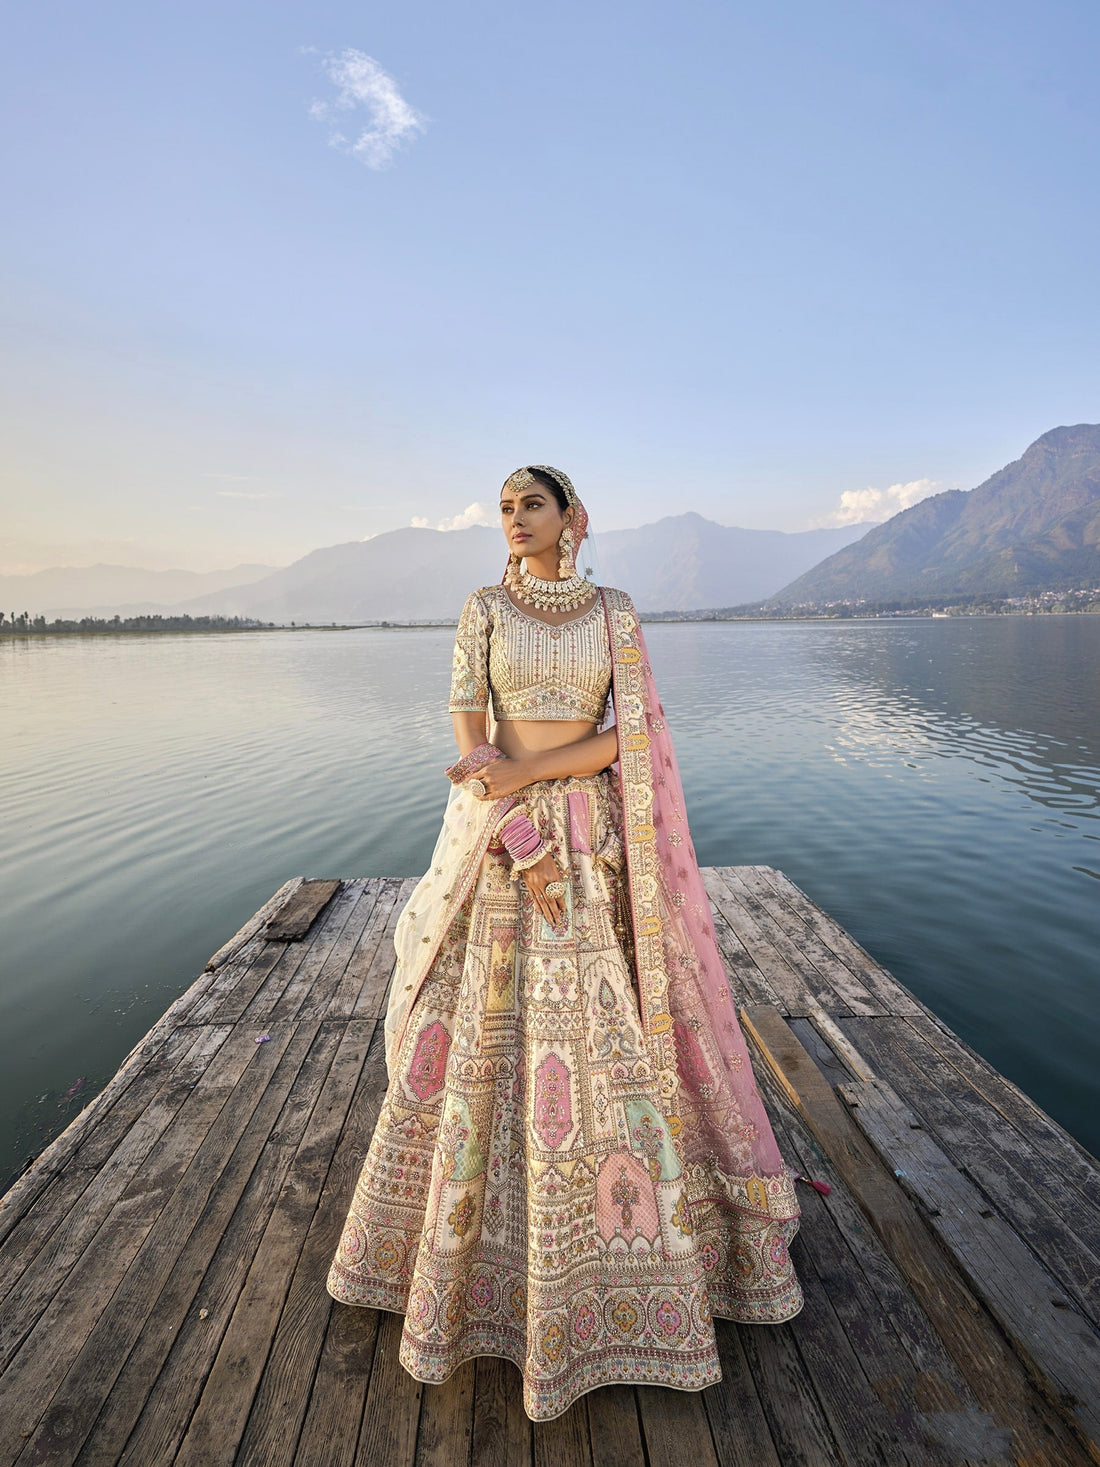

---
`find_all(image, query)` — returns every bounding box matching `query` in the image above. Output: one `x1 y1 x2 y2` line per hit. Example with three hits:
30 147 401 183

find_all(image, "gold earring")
558 526 575 578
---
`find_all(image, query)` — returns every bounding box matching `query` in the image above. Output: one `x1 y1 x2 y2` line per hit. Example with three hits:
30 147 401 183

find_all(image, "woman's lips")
513 534 531 543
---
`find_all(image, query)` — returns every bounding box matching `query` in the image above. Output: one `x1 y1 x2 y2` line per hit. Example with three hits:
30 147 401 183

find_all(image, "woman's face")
499 484 571 562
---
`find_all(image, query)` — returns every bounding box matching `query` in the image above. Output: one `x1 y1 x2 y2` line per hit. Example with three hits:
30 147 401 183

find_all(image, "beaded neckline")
495 585 602 631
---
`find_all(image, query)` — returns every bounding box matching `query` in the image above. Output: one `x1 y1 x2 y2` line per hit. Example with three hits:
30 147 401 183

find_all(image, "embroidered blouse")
448 583 612 723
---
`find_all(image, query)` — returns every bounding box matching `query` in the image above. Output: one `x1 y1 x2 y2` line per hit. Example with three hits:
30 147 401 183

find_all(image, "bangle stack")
445 742 503 786
498 811 547 879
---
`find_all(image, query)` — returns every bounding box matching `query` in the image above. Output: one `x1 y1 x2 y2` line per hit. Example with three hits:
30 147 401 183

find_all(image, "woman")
327 465 804 1421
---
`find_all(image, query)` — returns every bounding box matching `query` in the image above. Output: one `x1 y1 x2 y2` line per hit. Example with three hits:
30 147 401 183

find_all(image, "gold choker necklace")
505 559 595 612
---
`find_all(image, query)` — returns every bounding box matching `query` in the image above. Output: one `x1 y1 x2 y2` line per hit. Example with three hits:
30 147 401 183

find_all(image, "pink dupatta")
599 586 799 1214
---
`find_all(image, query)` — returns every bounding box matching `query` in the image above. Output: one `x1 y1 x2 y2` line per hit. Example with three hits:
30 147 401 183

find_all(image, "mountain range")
772 424 1100 605
0 563 277 621
6 518 874 621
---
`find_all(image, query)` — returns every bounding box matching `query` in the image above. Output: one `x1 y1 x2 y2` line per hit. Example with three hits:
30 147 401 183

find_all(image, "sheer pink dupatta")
599 588 798 1212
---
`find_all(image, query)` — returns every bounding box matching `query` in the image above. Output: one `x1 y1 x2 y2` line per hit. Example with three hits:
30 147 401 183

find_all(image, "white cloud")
309 49 426 169
411 502 494 532
817 478 941 527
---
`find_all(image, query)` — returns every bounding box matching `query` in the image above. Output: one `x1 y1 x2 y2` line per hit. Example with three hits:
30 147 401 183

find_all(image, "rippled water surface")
2 616 1098 1185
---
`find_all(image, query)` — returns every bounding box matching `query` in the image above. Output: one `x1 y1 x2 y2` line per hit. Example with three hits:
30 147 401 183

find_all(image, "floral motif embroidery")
655 1299 682 1335
611 1299 639 1334
533 1052 572 1149
573 1305 596 1341
671 1193 694 1236
372 1234 399 1271
541 1322 565 1362
408 1021 450 1102
447 1193 477 1238
470 1275 493 1308
610 1166 639 1229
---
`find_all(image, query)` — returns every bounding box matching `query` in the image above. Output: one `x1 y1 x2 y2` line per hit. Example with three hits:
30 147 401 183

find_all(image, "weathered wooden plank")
0 1025 295 1465
735 1318 843 1467
173 1021 380 1467
186 937 292 1026
414 1362 475 1467
234 1022 389 1467
584 1386 640 1467
264 881 374 1026
760 1075 980 1407
265 878 343 941
72 1020 344 1467
0 1022 209 1289
110 1025 368 1467
356 1311 422 1467
321 879 398 1020
786 1018 858 1089
697 868 790 1010
293 1305 379 1467
352 876 418 1019
0 970 226 1230
704 869 852 1016
905 1010 1100 1213
777 1240 935 1465
838 1075 1100 1456
206 877 305 970
749 867 923 1016
23 1020 331 1467
636 1386 718 1467
725 867 887 1018
701 1325 783 1467
468 1357 531 1467
760 1071 977 1464
224 880 365 1028
297 880 386 1021
531 1396 592 1467
840 1016 1100 1316
740 1003 1095 1466
0 1024 233 1366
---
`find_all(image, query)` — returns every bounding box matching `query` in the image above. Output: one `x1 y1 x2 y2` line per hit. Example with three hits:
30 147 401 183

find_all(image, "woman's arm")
521 725 619 782
451 710 490 757
472 725 619 800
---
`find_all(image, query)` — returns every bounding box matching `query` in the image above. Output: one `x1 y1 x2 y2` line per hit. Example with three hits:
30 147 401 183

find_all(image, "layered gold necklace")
504 558 595 613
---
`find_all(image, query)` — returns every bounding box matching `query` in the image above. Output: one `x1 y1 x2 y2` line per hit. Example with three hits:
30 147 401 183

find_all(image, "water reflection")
2 616 1098 1186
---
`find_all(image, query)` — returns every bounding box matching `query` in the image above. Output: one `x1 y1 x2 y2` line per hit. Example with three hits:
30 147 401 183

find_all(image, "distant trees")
0 613 276 636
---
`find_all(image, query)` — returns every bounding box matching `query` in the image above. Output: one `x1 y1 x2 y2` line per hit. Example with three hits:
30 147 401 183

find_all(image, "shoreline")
4 605 1100 638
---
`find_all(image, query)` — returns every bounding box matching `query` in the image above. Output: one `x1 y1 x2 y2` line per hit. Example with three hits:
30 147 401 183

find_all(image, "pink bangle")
445 742 502 785
499 813 545 862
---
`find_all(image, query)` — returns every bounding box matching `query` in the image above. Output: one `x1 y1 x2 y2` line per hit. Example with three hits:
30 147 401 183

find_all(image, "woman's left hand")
466 755 532 800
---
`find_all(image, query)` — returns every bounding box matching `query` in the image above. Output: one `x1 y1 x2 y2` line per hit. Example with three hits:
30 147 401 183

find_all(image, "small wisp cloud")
411 503 494 531
820 478 940 527
309 49 426 169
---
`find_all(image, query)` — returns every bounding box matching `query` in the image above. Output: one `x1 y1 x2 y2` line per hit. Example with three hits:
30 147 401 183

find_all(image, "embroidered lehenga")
327 502 804 1421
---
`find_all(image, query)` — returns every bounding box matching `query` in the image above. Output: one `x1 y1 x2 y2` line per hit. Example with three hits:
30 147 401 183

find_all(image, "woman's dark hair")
524 468 570 513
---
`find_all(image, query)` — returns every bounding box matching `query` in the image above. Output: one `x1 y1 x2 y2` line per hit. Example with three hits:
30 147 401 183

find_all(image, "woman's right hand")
522 851 567 930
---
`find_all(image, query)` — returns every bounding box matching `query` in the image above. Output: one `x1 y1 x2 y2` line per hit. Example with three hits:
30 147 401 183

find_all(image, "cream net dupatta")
385 780 515 1074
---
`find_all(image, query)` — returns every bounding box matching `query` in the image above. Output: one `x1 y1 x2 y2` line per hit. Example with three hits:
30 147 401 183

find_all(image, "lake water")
2 616 1098 1188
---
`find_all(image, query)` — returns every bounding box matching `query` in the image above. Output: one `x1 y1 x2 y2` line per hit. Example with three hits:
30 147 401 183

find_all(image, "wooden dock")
2 868 1099 1467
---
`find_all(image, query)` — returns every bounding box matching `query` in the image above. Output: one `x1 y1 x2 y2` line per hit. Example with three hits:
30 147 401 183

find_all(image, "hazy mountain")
0 562 278 620
162 516 876 622
594 514 872 611
772 424 1100 605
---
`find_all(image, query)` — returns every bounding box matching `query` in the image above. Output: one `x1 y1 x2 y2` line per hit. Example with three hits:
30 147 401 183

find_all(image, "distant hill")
594 514 872 611
169 515 874 621
0 563 278 620
772 424 1100 606
9 517 876 623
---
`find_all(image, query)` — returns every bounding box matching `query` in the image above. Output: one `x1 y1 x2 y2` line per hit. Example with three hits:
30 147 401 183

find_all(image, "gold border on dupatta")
599 587 679 1112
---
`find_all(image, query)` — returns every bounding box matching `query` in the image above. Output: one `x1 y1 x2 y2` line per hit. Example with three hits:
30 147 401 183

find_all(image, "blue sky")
2 0 1099 572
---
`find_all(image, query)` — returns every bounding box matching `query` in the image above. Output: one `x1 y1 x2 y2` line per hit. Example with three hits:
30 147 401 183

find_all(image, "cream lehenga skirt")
327 770 800 1421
